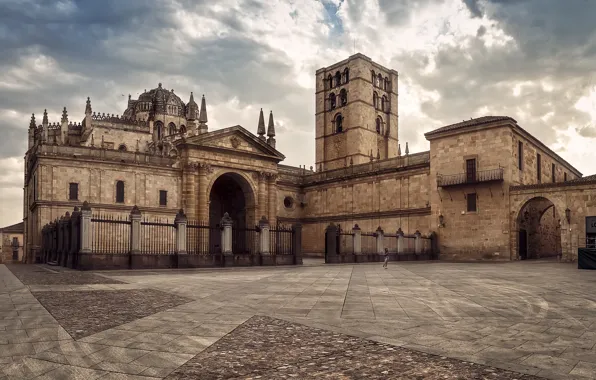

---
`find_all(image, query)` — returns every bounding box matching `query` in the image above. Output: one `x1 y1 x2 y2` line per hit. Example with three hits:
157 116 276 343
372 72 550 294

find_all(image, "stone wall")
0 232 23 263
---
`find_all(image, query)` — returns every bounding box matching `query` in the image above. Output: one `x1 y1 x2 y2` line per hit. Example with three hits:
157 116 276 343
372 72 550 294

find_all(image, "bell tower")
315 53 398 171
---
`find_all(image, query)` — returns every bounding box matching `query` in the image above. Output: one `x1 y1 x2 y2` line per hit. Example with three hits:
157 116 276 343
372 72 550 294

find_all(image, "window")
329 93 336 110
118 144 127 151
373 92 378 108
179 125 186 134
168 122 177 135
552 163 556 183
335 71 341 88
537 153 541 182
376 117 382 134
69 183 79 201
343 68 349 83
334 114 343 133
327 74 332 89
518 141 523 170
339 89 347 106
284 196 293 209
384 77 390 91
381 95 387 112
155 121 164 140
377 74 382 87
116 181 125 203
159 190 167 206
564 172 567 182
467 193 477 212
33 174 37 201
371 71 376 85
466 159 477 182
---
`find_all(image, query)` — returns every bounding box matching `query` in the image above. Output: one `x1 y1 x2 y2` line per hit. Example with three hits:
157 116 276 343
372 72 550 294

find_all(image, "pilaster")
183 163 198 221
258 172 268 220
267 173 277 227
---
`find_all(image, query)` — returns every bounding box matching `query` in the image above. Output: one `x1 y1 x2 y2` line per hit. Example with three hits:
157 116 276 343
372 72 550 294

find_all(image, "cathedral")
22 53 596 264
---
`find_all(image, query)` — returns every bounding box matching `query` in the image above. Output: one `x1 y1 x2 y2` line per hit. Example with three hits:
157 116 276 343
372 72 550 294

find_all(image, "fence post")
325 223 338 262
258 216 270 255
415 230 422 254
397 228 404 255
221 212 233 255
352 224 362 255
376 226 384 254
292 223 302 265
175 209 188 256
62 212 71 267
69 207 79 268
130 206 142 256
80 201 93 255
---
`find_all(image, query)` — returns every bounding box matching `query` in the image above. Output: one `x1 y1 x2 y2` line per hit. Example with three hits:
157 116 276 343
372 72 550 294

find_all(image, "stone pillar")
414 230 422 254
69 207 80 268
258 216 270 255
267 174 277 227
376 226 384 254
183 163 198 221
175 209 188 256
258 172 268 220
292 223 303 264
61 213 70 267
325 223 338 260
352 224 362 254
221 212 233 255
80 201 92 255
198 163 209 223
130 206 141 256
397 228 404 255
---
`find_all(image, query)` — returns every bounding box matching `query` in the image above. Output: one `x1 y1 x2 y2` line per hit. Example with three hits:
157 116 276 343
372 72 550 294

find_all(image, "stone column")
198 163 209 223
414 230 422 254
80 201 92 255
175 209 188 256
130 206 142 256
397 228 404 255
267 174 277 227
258 216 270 255
258 172 268 220
183 163 198 221
221 212 233 255
376 226 384 254
352 224 362 254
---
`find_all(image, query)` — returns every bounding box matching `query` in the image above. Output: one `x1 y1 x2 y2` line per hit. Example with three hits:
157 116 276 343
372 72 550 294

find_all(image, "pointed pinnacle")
43 109 48 124
257 108 265 136
29 113 36 128
199 94 208 124
267 110 275 137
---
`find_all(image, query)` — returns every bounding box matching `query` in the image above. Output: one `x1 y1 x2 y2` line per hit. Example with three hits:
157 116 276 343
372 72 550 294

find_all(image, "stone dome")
125 83 186 118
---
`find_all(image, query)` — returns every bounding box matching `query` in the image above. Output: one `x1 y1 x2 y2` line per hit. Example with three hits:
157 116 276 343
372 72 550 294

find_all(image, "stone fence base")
325 252 434 264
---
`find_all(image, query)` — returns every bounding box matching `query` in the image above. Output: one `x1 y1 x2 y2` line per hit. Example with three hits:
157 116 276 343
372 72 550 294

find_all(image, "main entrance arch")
516 196 562 260
208 172 256 230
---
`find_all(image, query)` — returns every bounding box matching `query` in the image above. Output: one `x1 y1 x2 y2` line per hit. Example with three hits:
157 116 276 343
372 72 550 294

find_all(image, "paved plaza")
1 260 596 379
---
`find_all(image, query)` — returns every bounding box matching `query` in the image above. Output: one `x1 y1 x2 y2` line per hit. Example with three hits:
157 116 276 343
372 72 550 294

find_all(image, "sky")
1 0 595 227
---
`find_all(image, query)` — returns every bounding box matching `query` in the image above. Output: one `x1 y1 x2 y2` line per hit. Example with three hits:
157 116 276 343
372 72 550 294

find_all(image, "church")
22 53 596 264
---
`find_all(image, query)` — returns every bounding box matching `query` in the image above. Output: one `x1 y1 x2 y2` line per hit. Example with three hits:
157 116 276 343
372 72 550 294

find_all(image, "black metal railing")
384 233 398 253
140 218 175 255
233 226 259 254
91 214 131 254
361 232 377 254
270 224 294 255
437 167 504 187
338 230 354 254
186 220 214 255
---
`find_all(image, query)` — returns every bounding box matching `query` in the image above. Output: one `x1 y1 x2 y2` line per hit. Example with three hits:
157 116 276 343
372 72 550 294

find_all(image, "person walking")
383 247 389 269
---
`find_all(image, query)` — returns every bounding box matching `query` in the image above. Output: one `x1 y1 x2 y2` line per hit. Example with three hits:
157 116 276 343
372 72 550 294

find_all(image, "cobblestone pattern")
6 264 124 285
32 289 192 339
166 315 543 380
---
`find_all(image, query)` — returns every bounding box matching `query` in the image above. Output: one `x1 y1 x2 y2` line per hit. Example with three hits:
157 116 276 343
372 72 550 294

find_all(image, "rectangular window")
116 181 125 203
69 183 79 201
159 190 167 206
564 172 567 182
537 153 541 182
518 141 523 170
467 193 477 212
551 163 556 183
465 159 477 182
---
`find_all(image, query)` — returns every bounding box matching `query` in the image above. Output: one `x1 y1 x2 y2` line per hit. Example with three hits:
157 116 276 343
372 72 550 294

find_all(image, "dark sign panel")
586 216 596 234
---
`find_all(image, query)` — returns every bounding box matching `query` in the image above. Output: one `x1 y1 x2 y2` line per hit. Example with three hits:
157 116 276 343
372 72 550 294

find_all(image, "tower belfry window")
335 114 343 133
329 93 336 110
343 68 349 83
340 89 347 106
335 71 341 88
376 117 382 134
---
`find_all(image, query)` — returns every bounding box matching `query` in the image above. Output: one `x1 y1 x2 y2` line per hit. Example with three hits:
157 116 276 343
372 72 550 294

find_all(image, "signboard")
586 216 596 234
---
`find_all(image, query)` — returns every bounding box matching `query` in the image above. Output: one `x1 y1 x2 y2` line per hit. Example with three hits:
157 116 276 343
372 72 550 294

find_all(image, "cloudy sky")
1 0 595 227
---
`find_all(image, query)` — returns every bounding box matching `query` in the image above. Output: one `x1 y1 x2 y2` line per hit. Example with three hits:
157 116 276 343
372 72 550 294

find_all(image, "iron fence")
420 237 432 254
140 218 175 255
186 220 214 255
91 214 131 254
233 226 259 254
338 230 354 254
361 232 377 254
385 233 398 253
403 236 416 254
271 224 294 255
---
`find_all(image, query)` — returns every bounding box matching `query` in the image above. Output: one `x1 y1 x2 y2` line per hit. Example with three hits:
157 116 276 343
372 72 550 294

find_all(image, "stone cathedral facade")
22 53 596 263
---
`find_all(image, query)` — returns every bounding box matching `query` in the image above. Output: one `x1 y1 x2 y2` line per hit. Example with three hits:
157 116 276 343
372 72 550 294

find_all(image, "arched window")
179 125 186 134
118 144 127 152
335 114 343 133
168 122 177 135
373 92 378 109
329 93 336 110
155 121 164 140
340 89 347 106
384 77 390 91
381 95 387 112
335 71 341 88
376 117 382 134
115 180 125 203
377 74 382 87
343 68 349 83
327 74 332 89
371 71 376 85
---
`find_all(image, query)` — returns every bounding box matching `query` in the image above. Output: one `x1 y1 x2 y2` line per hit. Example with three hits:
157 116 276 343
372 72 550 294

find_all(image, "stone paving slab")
165 315 544 379
6 264 124 285
32 289 193 339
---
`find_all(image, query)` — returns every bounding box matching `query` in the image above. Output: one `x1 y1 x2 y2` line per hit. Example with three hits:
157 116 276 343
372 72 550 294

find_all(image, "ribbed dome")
126 83 186 117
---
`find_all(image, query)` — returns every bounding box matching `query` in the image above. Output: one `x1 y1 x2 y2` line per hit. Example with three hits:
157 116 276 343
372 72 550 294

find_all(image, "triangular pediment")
177 125 285 161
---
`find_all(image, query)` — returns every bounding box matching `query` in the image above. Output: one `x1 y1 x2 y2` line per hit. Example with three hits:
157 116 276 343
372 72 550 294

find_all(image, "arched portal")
208 172 256 229
516 197 562 260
